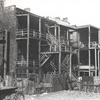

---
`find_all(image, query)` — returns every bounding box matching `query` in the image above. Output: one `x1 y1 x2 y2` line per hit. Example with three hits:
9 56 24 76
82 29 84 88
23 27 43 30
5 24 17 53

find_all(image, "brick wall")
0 5 17 75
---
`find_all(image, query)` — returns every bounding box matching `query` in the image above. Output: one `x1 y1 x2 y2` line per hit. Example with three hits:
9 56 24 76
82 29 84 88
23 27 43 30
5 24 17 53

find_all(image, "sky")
5 0 100 28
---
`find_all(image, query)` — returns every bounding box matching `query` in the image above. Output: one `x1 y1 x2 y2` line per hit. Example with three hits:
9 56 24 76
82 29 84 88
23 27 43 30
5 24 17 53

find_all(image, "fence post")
99 84 100 93
78 77 82 91
79 80 82 91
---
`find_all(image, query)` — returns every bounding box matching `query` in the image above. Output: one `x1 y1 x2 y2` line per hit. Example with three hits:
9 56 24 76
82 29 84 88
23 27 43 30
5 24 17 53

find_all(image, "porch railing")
16 60 39 66
16 29 46 39
80 41 98 48
61 44 70 52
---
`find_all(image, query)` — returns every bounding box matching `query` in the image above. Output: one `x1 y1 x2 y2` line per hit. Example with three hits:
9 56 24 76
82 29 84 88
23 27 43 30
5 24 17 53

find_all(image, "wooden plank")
43 83 52 87
82 84 99 86
40 52 59 54
16 14 28 16
0 87 17 91
16 37 46 41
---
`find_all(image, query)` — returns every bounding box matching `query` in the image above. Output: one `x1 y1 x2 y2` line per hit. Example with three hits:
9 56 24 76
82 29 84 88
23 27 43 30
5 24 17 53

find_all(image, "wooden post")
39 18 41 79
54 24 57 51
4 31 7 83
58 26 61 74
79 80 82 91
77 31 80 76
99 84 100 93
69 46 72 79
50 45 52 52
88 26 91 76
67 29 69 45
89 49 91 76
98 30 100 77
27 14 30 78
98 49 100 77
78 49 80 76
95 48 97 76
39 18 41 39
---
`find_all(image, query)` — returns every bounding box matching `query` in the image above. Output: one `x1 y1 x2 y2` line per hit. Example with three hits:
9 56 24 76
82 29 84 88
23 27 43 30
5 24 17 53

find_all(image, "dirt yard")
25 90 100 100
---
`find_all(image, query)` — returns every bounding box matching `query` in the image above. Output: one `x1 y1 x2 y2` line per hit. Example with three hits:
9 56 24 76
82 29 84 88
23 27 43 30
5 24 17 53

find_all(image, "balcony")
79 65 95 70
16 60 39 67
15 60 39 78
79 41 98 49
61 40 70 52
16 29 46 40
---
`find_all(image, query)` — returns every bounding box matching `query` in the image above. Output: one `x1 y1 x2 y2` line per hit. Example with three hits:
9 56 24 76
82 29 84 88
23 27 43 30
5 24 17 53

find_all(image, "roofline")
16 7 76 30
16 7 42 18
76 24 100 30
5 6 100 31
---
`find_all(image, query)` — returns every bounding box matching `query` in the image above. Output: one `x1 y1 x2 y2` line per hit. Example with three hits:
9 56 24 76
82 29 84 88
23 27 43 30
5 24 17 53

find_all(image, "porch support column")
77 31 80 76
98 49 100 77
27 14 30 77
4 31 7 81
39 18 41 79
67 29 69 45
54 24 57 51
69 46 72 79
88 26 91 76
95 48 97 76
58 26 61 74
98 29 100 77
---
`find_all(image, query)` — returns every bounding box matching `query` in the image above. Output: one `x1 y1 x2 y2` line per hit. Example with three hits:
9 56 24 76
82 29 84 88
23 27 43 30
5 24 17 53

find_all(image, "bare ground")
25 90 100 100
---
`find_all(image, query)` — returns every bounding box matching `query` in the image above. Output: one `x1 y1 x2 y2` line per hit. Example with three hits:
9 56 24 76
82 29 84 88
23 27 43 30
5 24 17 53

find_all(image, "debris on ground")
25 90 100 100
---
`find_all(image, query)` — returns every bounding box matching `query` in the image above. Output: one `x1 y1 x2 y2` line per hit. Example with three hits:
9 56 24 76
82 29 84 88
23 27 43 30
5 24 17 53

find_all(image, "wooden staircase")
40 32 60 67
61 48 79 90
46 32 59 52
50 61 57 71
40 48 52 67
61 55 77 81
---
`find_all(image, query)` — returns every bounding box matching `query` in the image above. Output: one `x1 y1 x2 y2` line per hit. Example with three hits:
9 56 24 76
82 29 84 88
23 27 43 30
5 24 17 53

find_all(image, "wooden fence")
78 76 100 93
35 74 69 93
13 73 70 94
52 74 67 92
82 84 100 93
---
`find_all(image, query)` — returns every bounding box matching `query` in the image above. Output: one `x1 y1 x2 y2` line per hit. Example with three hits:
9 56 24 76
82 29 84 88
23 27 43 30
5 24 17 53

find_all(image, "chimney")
62 17 68 22
54 17 60 20
24 8 31 12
